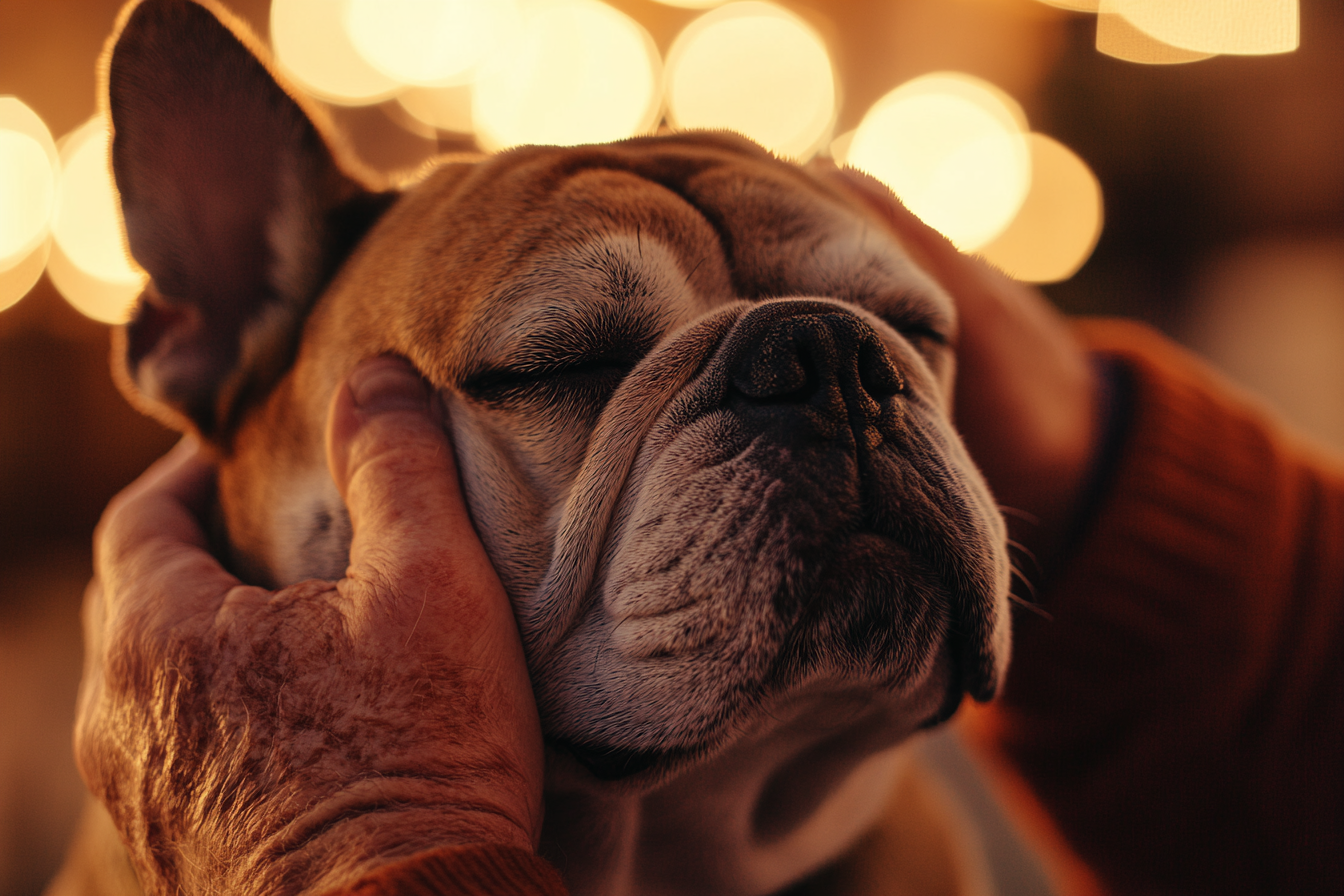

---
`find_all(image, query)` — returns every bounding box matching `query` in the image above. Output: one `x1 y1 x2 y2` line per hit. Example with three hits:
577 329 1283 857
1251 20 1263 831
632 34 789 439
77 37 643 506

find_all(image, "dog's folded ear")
106 0 395 439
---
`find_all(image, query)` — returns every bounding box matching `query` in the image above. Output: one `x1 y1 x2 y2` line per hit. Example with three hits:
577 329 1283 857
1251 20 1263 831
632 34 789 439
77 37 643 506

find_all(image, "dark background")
2 1 1341 893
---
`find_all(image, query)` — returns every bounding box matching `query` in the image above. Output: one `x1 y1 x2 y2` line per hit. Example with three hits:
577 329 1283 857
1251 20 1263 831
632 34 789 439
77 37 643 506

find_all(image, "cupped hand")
74 357 544 896
815 162 1103 581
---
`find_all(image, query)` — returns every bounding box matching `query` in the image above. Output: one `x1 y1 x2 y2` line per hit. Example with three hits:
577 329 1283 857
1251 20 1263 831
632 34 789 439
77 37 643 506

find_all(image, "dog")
53 1 1011 893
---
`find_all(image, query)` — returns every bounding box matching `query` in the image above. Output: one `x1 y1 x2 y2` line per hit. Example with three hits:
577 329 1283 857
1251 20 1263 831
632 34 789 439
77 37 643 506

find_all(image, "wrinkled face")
231 135 1011 787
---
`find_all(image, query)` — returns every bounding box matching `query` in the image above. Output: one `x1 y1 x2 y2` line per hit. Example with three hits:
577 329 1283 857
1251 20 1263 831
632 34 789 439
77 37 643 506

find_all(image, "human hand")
74 357 544 896
816 163 1103 582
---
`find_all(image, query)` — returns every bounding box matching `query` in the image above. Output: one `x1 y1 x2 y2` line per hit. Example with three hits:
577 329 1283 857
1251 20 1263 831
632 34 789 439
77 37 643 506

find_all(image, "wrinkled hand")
817 163 1102 580
74 357 544 896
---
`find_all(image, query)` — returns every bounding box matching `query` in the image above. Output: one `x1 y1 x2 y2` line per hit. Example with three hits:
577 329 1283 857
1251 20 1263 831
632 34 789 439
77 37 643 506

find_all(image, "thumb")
325 356 511 642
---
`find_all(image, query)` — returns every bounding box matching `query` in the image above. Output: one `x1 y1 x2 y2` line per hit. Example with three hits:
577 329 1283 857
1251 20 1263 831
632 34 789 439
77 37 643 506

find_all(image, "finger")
325 357 515 645
327 355 545 843
95 437 243 626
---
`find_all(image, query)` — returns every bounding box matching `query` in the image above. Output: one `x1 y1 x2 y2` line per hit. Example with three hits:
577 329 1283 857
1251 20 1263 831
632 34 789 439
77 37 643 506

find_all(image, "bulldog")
56 0 1011 893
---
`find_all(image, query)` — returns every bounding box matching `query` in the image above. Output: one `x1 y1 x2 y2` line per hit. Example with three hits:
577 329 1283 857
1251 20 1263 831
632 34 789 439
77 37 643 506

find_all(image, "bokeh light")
0 239 49 314
978 133 1103 283
1102 0 1298 56
398 84 475 134
1034 0 1098 9
472 0 660 152
1096 11 1214 64
845 72 1031 252
665 2 835 160
50 117 146 325
347 0 520 88
650 0 732 7
0 98 59 278
271 0 401 105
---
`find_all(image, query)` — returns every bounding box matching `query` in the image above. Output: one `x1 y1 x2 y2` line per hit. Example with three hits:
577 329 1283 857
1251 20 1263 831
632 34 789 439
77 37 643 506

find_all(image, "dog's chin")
547 635 964 788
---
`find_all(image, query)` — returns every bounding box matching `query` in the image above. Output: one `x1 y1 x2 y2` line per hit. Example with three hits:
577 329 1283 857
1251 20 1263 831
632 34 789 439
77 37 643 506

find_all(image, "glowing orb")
50 117 145 325
398 84 475 134
347 0 521 87
472 0 661 152
1096 11 1215 64
271 0 401 105
846 72 1031 252
665 2 836 160
978 134 1104 283
0 98 59 277
1103 0 1298 56
0 239 50 314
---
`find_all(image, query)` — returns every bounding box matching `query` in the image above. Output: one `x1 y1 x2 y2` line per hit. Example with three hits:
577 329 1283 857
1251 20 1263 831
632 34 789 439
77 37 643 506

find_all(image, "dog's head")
107 0 1009 890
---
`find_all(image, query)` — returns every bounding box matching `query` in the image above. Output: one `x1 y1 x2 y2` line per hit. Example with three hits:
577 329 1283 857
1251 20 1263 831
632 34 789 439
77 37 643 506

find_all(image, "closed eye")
467 357 632 392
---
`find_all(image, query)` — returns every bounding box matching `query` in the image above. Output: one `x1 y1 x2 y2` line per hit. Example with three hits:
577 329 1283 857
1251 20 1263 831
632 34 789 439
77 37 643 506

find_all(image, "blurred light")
51 117 146 325
347 0 520 87
1034 0 1098 9
271 0 401 105
665 2 836 160
1103 0 1298 56
0 239 50 314
977 134 1103 283
0 97 59 276
398 84 475 134
1095 12 1214 64
828 129 855 165
472 0 661 152
650 0 732 7
846 72 1031 252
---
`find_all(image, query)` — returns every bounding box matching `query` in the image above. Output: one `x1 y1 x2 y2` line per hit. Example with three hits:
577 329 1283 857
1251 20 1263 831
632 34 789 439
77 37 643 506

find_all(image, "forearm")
982 318 1344 895
322 846 568 896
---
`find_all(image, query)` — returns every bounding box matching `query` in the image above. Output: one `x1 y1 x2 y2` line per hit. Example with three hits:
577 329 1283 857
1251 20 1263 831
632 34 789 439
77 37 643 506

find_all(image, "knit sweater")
330 320 1344 896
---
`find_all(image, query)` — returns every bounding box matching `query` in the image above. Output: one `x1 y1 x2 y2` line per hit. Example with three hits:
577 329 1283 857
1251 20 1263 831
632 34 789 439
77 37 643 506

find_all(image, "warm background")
2 1 1341 894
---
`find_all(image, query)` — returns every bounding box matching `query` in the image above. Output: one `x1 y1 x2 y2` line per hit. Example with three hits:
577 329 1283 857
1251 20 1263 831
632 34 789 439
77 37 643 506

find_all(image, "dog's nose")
728 311 904 442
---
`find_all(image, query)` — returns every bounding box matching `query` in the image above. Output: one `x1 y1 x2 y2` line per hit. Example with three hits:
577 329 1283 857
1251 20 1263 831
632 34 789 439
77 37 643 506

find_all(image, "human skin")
74 357 545 895
74 177 1102 892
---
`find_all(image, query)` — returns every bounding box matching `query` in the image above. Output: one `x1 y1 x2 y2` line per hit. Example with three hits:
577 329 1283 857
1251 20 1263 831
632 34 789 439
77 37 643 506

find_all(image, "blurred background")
1 0 1341 893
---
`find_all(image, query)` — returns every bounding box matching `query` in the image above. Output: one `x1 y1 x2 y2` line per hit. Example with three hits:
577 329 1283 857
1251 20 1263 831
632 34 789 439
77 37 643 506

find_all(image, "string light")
1101 0 1298 56
271 0 401 105
397 84 475 134
49 117 145 325
978 133 1103 283
846 72 1031 252
1096 11 1215 64
665 2 835 161
0 237 49 314
648 0 732 8
0 98 59 313
347 0 521 88
472 0 660 151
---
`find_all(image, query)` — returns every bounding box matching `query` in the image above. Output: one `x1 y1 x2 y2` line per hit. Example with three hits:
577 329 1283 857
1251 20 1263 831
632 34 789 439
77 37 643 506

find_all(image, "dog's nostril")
729 312 903 407
731 332 814 399
858 340 904 399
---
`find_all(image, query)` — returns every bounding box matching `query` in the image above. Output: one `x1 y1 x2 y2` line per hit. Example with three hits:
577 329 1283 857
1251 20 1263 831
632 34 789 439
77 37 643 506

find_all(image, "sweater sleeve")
973 319 1344 895
327 845 569 896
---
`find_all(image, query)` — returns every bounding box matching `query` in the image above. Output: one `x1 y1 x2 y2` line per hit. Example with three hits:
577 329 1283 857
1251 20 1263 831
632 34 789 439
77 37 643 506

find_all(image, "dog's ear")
106 0 395 439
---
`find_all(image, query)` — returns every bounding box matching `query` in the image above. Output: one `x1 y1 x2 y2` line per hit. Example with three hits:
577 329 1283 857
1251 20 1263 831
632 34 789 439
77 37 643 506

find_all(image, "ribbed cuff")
335 845 568 896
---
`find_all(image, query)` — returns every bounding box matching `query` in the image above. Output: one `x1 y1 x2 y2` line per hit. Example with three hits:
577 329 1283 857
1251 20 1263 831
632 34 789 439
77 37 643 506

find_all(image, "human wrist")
193 797 536 896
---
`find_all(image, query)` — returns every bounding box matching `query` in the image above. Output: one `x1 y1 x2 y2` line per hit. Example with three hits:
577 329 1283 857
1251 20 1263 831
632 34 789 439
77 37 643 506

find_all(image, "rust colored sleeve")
328 845 569 896
976 319 1344 895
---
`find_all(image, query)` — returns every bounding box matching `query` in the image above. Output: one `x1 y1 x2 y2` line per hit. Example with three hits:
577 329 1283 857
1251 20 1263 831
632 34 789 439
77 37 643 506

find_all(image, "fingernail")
348 357 429 413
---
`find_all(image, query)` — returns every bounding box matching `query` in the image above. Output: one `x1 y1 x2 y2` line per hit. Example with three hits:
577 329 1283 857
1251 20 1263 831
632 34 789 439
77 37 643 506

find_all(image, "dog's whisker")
1005 538 1042 579
1007 590 1052 621
998 505 1040 525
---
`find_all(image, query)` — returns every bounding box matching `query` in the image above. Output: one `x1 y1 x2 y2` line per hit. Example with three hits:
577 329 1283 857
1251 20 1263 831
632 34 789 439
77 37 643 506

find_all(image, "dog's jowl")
65 1 1012 894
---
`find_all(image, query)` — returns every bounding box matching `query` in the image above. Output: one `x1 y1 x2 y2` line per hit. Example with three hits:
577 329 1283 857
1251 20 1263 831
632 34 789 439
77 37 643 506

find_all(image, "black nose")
728 311 904 443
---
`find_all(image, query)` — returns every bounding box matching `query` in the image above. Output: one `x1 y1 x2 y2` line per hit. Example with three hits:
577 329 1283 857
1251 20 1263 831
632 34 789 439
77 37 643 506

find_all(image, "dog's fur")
60 1 1011 893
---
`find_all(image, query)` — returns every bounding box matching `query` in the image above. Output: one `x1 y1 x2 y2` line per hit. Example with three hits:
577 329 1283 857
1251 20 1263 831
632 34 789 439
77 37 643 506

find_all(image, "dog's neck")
538 691 922 896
